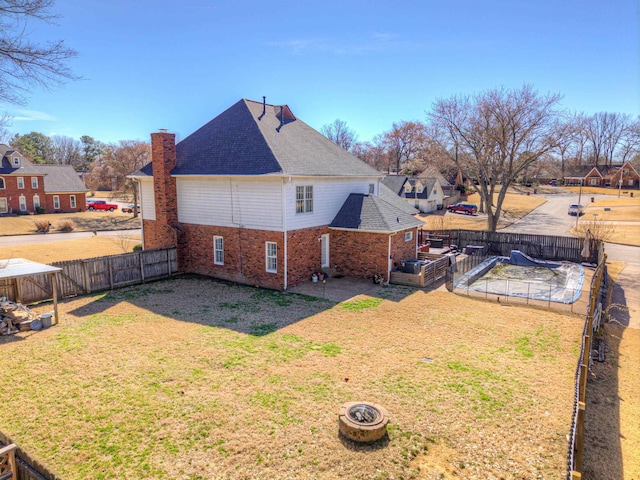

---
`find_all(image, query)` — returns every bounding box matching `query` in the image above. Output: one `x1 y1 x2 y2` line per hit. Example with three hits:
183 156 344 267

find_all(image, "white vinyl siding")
213 236 224 265
31 177 38 189
266 242 277 273
17 177 24 189
177 177 283 230
139 179 156 220
286 177 379 230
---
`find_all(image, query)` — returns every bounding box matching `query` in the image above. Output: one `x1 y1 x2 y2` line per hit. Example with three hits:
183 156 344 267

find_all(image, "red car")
447 203 478 215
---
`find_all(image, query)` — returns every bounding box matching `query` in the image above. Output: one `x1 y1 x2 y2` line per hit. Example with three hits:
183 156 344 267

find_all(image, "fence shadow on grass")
582 323 623 479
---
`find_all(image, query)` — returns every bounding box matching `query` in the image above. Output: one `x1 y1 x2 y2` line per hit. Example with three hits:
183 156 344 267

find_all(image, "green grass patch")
340 297 383 311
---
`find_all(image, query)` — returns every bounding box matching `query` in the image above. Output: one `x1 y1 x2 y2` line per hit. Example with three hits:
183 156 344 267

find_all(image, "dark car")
447 203 478 215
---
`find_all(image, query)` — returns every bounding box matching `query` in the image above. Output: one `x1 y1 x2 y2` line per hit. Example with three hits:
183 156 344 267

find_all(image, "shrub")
133 244 143 252
33 220 50 233
56 220 76 232
35 206 46 214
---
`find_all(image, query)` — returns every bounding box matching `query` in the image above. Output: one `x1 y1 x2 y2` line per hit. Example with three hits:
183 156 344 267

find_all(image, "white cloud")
267 33 416 55
9 109 57 122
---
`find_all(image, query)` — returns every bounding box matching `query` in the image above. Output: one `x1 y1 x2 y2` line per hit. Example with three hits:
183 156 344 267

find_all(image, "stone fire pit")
338 401 389 442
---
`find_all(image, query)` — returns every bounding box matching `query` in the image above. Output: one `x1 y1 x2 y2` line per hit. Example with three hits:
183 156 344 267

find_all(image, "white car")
568 204 584 216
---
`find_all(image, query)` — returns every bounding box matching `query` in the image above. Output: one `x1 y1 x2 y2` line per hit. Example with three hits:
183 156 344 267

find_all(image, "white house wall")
139 179 156 220
286 177 378 230
176 177 283 231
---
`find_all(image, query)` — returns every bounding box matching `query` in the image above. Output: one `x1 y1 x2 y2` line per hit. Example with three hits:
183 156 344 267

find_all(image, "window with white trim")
213 236 224 265
33 195 40 209
405 231 413 242
19 195 26 211
31 177 38 189
266 242 277 273
369 183 375 194
629 179 634 186
53 195 60 210
0 178 4 189
589 178 598 186
0 198 7 213
12 157 19 166
70 195 76 209
17 177 24 189
295 185 313 214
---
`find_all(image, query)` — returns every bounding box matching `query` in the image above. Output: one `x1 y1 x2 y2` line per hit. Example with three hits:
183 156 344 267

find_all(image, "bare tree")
617 116 640 163
382 121 426 174
103 141 150 218
51 135 82 167
429 85 562 232
0 0 77 112
320 119 359 152
352 136 389 172
583 112 631 166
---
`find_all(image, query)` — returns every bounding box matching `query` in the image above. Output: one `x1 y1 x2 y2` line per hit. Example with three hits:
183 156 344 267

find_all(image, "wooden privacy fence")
0 247 177 305
0 432 59 480
434 230 600 265
567 254 608 479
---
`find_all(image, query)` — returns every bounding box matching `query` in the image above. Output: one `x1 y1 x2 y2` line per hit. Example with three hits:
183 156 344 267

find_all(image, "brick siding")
0 175 46 214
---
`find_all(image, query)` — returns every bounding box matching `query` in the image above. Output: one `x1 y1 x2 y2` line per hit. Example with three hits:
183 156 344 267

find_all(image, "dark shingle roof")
0 146 42 175
381 175 409 195
330 193 424 233
379 184 419 215
36 165 87 193
139 99 382 178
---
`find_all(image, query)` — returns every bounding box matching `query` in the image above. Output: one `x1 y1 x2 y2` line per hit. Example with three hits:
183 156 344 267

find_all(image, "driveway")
501 192 640 264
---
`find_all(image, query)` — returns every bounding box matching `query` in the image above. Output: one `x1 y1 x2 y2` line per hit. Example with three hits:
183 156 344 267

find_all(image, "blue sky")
3 0 639 145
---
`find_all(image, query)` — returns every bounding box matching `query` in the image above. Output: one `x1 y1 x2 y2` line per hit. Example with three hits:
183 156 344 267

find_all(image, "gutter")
282 177 288 290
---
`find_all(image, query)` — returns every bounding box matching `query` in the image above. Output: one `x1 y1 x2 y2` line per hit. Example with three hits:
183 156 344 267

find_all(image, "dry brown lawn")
0 277 583 479
0 235 142 263
563 186 638 197
421 193 546 231
0 211 140 236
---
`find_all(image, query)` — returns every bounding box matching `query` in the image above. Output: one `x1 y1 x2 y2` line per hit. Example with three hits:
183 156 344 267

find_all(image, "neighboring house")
381 175 445 213
131 98 424 290
0 145 87 215
564 162 640 188
36 165 88 213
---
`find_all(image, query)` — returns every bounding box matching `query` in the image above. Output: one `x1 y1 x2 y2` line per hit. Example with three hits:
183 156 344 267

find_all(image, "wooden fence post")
108 258 114 290
139 251 145 283
0 443 17 480
82 260 91 294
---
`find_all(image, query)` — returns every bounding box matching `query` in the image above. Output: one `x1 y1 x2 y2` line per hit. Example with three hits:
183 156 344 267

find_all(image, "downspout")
282 177 288 290
136 180 145 248
386 232 398 286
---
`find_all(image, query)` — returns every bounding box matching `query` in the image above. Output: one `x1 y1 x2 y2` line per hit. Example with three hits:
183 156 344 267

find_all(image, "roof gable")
171 99 381 178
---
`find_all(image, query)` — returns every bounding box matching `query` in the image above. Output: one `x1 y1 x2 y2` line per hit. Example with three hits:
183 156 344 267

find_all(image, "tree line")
323 85 640 231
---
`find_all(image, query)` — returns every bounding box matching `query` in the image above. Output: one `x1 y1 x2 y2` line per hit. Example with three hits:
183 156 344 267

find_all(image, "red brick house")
0 145 87 215
564 162 640 188
131 98 423 290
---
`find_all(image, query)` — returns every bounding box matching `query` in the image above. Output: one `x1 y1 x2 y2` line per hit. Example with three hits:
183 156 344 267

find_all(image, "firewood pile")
0 298 40 335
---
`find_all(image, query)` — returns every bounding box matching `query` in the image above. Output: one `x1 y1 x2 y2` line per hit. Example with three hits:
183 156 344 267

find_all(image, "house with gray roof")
381 174 445 213
131 98 424 289
0 145 87 215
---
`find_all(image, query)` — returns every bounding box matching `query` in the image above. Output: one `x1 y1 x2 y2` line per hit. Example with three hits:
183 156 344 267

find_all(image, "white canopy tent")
0 258 62 325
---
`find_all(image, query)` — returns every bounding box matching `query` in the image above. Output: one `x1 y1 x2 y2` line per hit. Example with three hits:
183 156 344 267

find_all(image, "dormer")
12 156 20 167
415 181 424 194
404 183 412 193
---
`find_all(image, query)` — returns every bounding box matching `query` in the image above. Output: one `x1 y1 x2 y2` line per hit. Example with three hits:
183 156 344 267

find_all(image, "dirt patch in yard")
0 277 586 479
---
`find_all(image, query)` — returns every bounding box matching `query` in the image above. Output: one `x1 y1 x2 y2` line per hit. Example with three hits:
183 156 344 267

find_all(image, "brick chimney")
148 131 178 248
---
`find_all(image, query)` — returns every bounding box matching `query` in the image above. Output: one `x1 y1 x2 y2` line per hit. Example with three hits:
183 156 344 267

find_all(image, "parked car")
86 200 118 211
447 203 478 215
568 204 584 216
121 204 140 214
